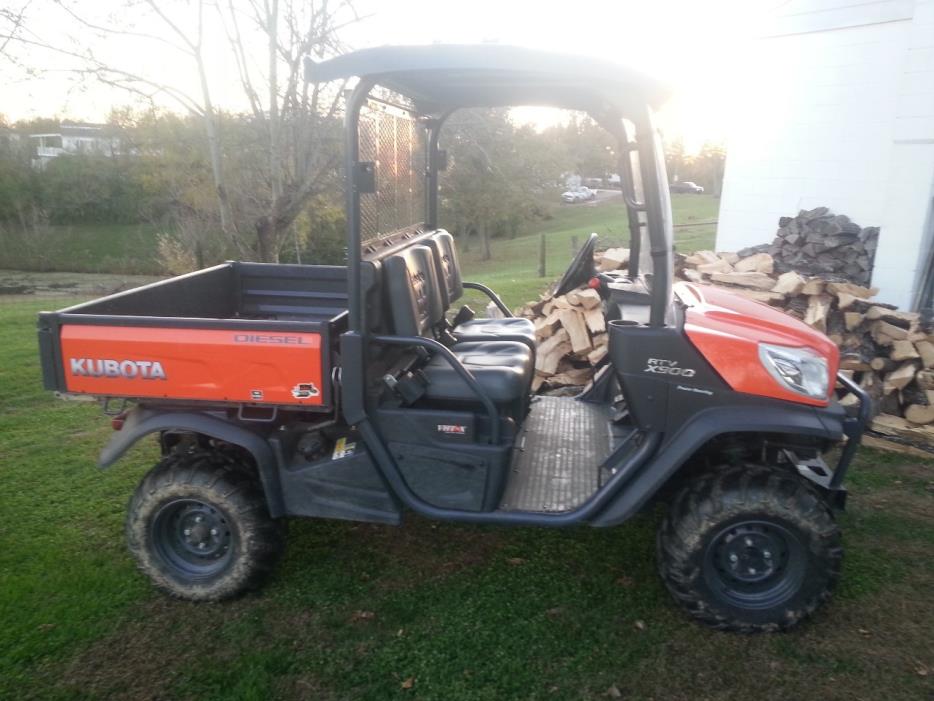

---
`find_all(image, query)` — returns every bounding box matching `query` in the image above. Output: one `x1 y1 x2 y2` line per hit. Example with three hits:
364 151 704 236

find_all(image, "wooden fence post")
538 233 546 277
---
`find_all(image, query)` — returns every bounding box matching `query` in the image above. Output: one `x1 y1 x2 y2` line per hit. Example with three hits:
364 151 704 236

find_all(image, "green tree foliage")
0 109 343 270
665 138 726 195
0 130 35 227
441 109 565 258
544 115 617 181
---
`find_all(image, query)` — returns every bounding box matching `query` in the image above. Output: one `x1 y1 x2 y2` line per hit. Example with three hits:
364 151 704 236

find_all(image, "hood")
675 282 839 407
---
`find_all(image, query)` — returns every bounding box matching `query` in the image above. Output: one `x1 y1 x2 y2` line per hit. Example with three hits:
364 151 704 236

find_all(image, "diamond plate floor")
499 396 613 513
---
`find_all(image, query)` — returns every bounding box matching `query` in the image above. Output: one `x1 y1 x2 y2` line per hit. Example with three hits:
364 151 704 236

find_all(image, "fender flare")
591 403 844 527
99 407 285 518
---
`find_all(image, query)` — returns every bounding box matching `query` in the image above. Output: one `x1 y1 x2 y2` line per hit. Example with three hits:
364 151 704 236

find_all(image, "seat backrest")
425 230 463 310
383 244 445 336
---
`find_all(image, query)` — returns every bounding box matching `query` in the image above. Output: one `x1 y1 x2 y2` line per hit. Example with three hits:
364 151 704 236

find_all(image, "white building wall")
716 0 934 309
874 0 934 309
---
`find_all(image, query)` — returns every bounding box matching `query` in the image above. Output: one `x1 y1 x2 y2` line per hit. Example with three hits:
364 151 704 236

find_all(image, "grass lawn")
459 193 718 310
2 296 933 700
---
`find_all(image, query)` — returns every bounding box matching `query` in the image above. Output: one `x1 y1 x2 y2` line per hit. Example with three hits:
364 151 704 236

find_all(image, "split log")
870 357 896 373
771 271 806 295
548 367 593 387
710 271 777 290
583 307 606 334
803 294 832 332
871 320 908 345
825 281 878 299
682 268 704 283
696 259 734 275
872 413 934 443
597 247 629 272
884 361 920 394
719 252 740 264
890 339 921 362
534 310 562 340
551 296 572 310
835 292 860 310
844 312 864 331
865 306 919 329
684 250 721 266
535 329 571 374
734 253 774 274
800 278 825 296
915 340 934 368
587 344 608 366
839 356 871 372
567 287 602 310
558 309 591 354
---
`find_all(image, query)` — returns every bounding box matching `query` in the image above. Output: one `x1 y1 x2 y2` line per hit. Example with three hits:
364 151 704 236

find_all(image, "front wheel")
657 465 841 632
126 451 285 601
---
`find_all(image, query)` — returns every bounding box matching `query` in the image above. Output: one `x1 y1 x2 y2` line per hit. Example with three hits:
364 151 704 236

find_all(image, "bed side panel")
60 325 325 406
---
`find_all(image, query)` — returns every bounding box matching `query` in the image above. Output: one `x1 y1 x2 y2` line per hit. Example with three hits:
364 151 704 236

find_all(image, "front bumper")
832 372 871 488
785 373 871 509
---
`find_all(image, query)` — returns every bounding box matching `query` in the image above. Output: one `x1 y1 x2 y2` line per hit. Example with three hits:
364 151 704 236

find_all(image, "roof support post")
425 111 453 230
635 107 672 327
344 78 376 333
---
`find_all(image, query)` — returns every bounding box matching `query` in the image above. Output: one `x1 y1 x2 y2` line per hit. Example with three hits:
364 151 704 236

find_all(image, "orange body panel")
676 282 839 407
60 325 326 406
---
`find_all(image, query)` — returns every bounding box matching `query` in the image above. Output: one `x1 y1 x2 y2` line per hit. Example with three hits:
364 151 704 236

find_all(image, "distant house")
29 123 121 169
717 0 934 311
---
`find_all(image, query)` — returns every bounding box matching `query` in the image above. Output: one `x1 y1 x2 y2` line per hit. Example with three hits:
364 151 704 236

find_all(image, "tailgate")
43 322 327 407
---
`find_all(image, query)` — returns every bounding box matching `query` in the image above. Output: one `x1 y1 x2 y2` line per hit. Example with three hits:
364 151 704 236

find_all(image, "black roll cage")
303 46 686 525
313 45 674 338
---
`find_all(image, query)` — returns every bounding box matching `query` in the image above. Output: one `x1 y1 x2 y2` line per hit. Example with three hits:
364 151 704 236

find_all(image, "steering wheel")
554 232 598 297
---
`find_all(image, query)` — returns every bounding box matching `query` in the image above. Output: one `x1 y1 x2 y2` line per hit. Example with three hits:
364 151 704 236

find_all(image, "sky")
1 0 783 152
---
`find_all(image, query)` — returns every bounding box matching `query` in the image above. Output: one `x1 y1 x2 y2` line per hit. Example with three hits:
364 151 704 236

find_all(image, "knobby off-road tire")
126 452 285 601
657 465 842 632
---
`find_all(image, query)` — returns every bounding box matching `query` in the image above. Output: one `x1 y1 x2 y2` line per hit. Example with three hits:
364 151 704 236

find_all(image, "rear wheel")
657 465 841 632
126 451 284 601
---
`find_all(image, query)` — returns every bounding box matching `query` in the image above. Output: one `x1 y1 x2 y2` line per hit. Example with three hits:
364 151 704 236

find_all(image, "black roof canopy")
306 44 669 117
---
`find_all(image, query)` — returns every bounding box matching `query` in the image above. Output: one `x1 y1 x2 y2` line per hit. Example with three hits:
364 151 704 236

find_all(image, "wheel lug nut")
184 528 191 536
195 516 203 523
749 567 757 575
729 554 738 562
763 550 771 559
198 542 206 549
210 528 218 536
745 538 753 547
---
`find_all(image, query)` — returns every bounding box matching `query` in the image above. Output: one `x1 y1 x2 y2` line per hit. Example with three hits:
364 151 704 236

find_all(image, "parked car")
670 181 704 194
561 186 597 203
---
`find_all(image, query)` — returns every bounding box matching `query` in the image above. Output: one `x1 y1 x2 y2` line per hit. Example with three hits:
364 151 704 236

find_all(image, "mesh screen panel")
358 99 425 241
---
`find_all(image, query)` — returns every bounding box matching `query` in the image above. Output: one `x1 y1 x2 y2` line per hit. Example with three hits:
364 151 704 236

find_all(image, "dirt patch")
57 596 255 700
350 518 509 591
0 270 162 301
859 487 934 523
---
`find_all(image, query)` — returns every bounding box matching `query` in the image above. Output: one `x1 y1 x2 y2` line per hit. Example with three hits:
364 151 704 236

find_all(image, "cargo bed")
38 262 349 410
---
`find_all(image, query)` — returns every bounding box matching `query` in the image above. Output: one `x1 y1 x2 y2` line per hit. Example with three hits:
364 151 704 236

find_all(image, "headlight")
758 343 830 400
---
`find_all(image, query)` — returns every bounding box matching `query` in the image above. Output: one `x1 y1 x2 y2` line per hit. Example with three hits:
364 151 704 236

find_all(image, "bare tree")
0 1 31 57
218 0 353 261
2 0 357 262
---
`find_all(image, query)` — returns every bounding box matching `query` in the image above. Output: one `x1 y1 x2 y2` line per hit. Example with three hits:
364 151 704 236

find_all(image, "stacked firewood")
518 244 934 445
766 207 879 286
516 248 629 392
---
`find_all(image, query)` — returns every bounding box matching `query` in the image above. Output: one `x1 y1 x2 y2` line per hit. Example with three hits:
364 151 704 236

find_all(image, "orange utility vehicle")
38 46 869 632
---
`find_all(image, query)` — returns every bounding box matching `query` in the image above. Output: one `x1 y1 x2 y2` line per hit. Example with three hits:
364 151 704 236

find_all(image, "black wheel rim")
151 498 235 580
702 519 806 610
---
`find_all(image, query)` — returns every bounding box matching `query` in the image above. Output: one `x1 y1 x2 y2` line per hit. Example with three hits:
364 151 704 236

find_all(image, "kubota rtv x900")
38 45 869 632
